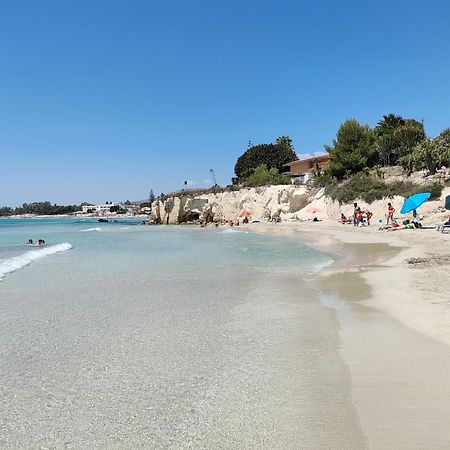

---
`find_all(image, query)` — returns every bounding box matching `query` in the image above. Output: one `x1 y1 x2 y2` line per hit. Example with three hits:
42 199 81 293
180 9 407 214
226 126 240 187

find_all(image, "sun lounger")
436 223 450 233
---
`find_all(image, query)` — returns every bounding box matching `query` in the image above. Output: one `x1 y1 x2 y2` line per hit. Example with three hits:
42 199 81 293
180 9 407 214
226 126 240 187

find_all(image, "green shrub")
326 173 387 203
242 165 291 187
325 173 441 203
429 182 443 199
313 172 337 189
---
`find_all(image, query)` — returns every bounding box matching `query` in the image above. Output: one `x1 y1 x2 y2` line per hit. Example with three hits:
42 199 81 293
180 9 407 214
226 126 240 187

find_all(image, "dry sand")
246 221 450 449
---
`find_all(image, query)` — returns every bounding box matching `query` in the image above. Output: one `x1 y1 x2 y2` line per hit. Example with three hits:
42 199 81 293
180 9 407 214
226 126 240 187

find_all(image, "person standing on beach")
387 202 395 225
353 203 358 226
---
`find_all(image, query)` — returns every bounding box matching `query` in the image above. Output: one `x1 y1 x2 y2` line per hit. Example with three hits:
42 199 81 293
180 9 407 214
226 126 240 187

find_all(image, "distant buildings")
79 202 144 215
282 154 329 184
81 202 116 215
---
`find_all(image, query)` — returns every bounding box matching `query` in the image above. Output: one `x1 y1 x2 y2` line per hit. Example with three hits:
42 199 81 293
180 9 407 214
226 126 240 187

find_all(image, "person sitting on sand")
340 213 347 224
356 208 365 227
364 210 373 226
387 202 395 225
411 209 422 228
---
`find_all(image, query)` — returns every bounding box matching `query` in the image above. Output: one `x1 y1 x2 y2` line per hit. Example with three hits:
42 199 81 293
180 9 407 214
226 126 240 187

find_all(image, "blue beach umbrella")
400 192 431 214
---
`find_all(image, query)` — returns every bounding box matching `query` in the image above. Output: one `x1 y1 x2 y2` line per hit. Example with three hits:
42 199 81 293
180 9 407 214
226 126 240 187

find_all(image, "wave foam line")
0 243 73 280
81 227 102 232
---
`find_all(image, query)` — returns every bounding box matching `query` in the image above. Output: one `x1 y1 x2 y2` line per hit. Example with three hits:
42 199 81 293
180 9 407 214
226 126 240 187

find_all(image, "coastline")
247 221 450 448
246 221 450 347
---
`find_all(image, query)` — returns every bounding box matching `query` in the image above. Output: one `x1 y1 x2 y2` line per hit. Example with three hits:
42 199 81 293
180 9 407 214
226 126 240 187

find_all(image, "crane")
209 169 217 187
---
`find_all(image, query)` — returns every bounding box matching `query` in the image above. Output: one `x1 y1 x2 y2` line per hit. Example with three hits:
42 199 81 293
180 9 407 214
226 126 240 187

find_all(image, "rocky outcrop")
150 185 450 225
151 185 314 224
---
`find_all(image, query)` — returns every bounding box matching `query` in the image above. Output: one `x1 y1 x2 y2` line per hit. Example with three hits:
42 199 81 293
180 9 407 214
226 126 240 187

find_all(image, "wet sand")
247 222 450 449
320 262 450 449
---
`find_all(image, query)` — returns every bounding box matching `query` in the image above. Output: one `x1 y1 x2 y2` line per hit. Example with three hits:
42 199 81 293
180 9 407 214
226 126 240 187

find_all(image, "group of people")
27 239 46 246
340 202 407 228
340 203 373 227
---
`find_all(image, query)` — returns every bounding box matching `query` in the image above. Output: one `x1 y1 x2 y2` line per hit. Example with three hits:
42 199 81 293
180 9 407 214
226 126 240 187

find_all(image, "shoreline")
247 221 450 448
246 221 450 347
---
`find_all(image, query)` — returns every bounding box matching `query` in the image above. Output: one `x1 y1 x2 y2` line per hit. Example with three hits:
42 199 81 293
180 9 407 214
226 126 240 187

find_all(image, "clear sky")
1 0 450 206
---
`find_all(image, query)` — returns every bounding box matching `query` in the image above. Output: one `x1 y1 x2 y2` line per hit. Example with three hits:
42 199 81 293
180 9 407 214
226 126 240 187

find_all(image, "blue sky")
1 0 450 205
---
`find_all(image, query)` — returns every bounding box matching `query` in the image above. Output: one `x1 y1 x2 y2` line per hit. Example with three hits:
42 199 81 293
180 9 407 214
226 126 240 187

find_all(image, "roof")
285 153 329 165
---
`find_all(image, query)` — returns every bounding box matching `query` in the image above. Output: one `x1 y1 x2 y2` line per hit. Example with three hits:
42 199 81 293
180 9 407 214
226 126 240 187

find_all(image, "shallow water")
0 219 366 448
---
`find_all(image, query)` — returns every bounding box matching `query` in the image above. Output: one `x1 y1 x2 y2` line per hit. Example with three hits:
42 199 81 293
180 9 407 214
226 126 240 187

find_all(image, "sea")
0 218 367 449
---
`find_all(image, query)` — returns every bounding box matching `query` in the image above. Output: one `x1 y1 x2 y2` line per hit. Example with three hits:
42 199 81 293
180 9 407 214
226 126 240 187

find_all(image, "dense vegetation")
0 202 82 217
325 120 377 179
317 172 443 204
311 114 449 202
325 114 449 181
242 165 291 187
234 136 297 186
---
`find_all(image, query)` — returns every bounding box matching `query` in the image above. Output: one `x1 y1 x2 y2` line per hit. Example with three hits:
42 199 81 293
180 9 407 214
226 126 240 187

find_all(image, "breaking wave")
221 228 248 234
81 227 102 232
0 243 73 280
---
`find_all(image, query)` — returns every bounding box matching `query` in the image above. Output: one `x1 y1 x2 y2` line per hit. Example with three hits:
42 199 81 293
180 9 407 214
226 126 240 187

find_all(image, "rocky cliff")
151 185 312 224
151 184 449 225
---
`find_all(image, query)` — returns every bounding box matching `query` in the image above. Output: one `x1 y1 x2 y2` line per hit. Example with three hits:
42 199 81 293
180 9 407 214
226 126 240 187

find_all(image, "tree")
242 165 291 187
0 207 14 216
400 128 450 175
375 114 425 165
393 123 425 159
325 119 377 179
411 139 441 174
275 136 295 153
375 114 406 135
234 136 297 182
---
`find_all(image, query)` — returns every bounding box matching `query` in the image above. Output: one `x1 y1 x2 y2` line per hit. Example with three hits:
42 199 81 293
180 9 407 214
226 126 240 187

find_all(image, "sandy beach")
247 221 450 448
247 221 450 346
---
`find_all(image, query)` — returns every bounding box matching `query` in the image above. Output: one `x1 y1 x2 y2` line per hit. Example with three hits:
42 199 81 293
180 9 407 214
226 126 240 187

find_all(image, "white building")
81 203 115 215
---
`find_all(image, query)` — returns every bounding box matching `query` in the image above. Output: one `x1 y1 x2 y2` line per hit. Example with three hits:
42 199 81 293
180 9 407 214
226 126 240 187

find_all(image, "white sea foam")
311 257 335 273
0 243 73 280
221 228 248 234
81 227 102 232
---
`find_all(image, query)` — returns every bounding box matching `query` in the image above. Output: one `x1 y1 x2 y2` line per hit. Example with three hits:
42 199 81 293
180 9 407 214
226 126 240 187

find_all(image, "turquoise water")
0 219 365 449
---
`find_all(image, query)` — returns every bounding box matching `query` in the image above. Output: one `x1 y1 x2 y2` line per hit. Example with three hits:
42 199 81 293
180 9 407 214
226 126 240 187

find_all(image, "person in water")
38 239 46 246
28 239 33 245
